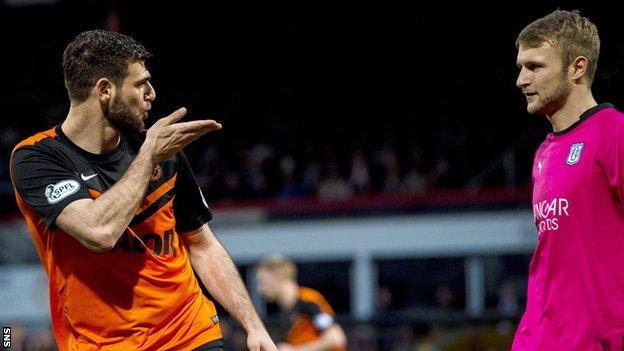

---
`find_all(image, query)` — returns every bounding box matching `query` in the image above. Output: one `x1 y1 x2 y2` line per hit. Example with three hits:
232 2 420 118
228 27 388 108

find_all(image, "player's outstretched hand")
247 328 278 351
143 107 222 163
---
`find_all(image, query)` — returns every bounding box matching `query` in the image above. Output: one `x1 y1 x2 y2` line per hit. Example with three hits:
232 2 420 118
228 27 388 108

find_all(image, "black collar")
552 103 614 136
55 124 127 163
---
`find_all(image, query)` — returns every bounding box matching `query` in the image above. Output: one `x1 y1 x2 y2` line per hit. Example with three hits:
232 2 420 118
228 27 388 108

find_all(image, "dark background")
3 2 623 207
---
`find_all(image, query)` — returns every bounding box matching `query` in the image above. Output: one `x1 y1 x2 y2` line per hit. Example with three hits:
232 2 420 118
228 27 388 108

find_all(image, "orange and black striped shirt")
10 126 222 351
286 286 345 351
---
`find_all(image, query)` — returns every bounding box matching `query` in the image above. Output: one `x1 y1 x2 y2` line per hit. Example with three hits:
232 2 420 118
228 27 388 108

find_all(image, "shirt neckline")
55 124 127 163
551 103 614 137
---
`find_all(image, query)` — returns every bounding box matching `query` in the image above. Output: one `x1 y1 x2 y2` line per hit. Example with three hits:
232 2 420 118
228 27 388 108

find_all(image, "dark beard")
104 95 144 133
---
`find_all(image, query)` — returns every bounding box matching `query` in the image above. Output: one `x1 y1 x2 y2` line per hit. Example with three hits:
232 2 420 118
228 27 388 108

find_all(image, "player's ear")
571 56 588 83
95 78 114 103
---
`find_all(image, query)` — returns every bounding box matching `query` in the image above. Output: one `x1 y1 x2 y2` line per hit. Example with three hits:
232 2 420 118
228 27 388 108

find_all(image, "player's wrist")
138 138 159 167
244 322 269 336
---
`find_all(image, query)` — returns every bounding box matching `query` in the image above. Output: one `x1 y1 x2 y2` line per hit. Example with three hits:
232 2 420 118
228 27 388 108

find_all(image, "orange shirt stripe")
12 127 57 153
136 175 177 214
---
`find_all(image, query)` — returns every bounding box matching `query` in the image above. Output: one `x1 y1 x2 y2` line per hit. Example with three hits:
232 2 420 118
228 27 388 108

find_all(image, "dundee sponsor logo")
44 180 81 204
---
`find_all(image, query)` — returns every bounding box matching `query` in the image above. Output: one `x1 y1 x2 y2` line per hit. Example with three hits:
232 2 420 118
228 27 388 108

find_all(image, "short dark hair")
62 29 152 102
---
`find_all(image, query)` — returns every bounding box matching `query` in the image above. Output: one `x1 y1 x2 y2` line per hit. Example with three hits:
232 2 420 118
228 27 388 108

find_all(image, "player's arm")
181 224 277 351
279 325 347 351
55 108 221 251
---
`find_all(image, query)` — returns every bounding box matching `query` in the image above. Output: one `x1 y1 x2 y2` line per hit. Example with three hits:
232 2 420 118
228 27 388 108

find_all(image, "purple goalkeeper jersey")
513 103 624 350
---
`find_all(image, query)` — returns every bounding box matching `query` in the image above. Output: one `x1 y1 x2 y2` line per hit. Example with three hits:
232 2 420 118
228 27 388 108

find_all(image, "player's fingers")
162 107 187 124
176 128 215 149
193 122 222 137
178 119 222 133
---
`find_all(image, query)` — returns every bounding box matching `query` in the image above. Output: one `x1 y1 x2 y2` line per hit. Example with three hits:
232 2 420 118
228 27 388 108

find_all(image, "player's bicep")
180 223 216 252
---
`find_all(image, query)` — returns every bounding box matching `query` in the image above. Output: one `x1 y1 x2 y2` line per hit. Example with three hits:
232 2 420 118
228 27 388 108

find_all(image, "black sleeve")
11 148 92 229
173 151 213 233
300 301 336 332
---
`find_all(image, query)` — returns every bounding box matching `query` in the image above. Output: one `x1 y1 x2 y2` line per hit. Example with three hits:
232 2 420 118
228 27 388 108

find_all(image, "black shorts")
192 339 224 351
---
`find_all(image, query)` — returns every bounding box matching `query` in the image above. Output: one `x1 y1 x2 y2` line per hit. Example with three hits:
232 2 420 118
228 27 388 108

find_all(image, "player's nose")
516 69 530 89
146 82 156 102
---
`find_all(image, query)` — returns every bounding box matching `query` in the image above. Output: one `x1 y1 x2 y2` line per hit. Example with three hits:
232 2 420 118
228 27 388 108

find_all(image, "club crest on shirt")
566 142 584 166
151 164 162 182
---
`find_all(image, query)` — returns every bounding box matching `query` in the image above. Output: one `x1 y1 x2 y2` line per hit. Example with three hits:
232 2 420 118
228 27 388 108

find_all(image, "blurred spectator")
224 169 245 198
497 281 520 317
434 285 458 310
403 143 429 196
349 149 371 193
195 145 221 190
277 155 307 198
302 156 322 195
244 142 274 196
382 151 403 193
376 285 394 312
317 163 353 200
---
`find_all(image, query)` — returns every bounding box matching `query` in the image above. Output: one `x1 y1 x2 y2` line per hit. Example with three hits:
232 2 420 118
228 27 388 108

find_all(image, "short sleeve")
300 301 335 332
11 148 92 228
599 119 624 203
173 151 213 233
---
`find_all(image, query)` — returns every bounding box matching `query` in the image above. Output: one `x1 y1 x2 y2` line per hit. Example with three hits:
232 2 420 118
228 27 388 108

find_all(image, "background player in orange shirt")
256 255 347 351
10 29 276 351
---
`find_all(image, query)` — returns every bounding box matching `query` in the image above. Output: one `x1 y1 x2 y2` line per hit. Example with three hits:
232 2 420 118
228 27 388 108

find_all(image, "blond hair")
516 9 600 86
257 254 298 281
